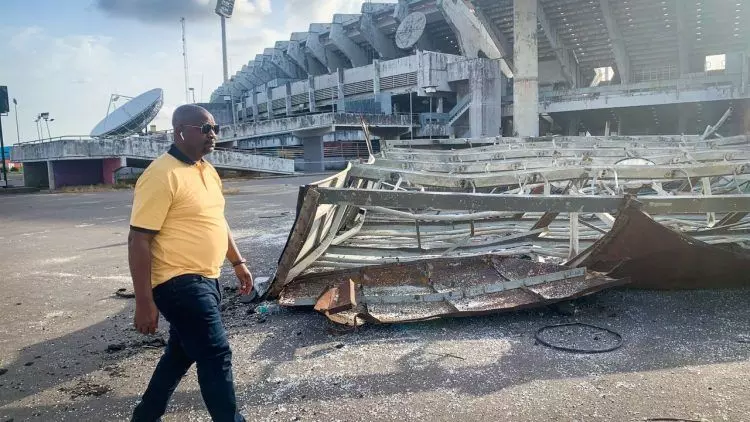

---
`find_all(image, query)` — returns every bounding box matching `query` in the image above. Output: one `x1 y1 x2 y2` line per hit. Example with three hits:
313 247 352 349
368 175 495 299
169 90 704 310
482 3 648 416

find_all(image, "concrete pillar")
308 75 317 113
617 113 628 136
337 68 346 113
22 162 49 188
469 60 504 138
46 160 56 190
513 0 539 137
373 59 381 94
285 82 293 117
251 91 259 121
302 136 325 172
102 157 127 185
678 104 689 134
266 86 273 120
567 115 581 136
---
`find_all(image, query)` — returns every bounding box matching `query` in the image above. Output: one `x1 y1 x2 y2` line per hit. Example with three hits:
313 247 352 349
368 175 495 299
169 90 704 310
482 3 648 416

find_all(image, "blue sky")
0 0 379 144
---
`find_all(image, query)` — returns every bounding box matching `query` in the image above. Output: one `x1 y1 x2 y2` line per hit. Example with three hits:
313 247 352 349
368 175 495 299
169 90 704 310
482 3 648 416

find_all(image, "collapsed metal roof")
267 131 750 325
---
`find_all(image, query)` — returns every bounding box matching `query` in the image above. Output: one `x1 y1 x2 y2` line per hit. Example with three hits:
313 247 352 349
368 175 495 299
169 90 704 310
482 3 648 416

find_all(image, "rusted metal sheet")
568 204 750 289
280 255 627 325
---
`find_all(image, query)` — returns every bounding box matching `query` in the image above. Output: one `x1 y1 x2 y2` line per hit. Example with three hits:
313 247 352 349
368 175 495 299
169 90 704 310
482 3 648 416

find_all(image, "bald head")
172 104 212 129
172 104 217 160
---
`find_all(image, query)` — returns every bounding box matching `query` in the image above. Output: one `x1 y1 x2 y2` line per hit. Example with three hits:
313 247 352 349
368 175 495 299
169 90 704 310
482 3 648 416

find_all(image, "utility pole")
181 17 190 104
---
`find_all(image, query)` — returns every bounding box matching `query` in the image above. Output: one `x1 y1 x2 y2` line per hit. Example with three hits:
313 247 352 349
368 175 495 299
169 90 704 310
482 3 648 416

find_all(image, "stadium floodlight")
215 0 236 18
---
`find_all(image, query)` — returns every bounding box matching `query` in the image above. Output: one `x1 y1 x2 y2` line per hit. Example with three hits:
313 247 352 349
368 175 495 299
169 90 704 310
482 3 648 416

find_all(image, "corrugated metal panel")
271 98 285 110
315 87 337 102
291 93 307 106
380 71 417 90
344 80 374 96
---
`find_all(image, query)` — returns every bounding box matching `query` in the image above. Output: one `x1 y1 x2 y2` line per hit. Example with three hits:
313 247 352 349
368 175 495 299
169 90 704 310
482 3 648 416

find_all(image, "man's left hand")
234 264 254 295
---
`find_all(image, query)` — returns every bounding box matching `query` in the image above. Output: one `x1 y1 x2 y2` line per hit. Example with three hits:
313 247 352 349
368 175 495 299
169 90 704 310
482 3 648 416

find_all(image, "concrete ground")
0 175 749 422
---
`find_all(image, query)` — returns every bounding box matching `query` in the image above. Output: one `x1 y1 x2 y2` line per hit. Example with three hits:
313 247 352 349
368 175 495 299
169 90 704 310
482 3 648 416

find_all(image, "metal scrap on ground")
267 132 750 325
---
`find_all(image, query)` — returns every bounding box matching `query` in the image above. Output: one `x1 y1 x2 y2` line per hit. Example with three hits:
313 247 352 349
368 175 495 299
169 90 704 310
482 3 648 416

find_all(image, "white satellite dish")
395 12 427 50
91 88 164 137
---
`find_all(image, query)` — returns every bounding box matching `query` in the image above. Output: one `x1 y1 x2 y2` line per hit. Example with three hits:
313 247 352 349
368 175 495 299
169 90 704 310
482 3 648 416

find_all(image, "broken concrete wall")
12 137 295 174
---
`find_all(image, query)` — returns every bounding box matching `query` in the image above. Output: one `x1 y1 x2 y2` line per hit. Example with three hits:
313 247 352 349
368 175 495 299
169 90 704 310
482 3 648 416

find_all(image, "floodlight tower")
215 0 236 83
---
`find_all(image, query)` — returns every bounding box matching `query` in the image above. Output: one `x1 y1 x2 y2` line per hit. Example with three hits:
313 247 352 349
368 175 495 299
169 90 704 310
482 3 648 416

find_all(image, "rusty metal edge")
320 276 630 325
268 186 321 298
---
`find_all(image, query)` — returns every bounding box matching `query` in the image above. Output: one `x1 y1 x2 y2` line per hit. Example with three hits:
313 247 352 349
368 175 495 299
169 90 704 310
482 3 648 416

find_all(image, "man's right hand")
134 300 159 335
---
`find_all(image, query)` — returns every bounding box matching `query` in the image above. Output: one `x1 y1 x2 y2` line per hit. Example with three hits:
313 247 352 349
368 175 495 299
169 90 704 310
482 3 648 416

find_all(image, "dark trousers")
131 274 245 422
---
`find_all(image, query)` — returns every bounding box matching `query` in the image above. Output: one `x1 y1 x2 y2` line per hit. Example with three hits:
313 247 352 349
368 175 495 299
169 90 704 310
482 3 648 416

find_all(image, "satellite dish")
91 88 164 137
395 12 427 50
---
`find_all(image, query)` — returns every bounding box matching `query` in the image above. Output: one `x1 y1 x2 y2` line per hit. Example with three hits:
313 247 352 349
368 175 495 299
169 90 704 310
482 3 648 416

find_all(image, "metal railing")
540 72 744 104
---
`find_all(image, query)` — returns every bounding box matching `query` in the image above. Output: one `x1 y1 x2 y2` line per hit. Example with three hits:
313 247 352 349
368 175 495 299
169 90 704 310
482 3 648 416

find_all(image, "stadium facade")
208 0 750 171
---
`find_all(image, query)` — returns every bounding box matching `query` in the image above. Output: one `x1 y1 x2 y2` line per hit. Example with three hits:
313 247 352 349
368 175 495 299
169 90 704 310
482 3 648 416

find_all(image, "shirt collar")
168 144 196 165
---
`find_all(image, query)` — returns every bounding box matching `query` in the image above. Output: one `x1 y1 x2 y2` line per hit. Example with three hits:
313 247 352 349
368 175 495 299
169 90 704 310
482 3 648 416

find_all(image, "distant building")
2 146 21 170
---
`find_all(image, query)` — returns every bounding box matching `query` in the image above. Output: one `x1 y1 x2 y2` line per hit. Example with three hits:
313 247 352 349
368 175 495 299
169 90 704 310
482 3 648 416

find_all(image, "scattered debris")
259 212 291 219
60 379 111 399
106 343 126 353
106 337 166 353
102 365 127 378
426 352 466 360
255 301 283 315
534 322 623 354
114 288 135 299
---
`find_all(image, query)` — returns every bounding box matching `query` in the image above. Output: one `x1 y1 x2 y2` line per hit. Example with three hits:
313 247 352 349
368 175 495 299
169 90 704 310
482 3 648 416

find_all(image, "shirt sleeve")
129 168 173 233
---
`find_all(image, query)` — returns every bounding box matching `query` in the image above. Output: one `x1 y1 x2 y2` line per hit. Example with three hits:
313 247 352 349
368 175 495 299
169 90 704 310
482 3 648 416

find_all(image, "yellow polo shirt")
130 145 228 287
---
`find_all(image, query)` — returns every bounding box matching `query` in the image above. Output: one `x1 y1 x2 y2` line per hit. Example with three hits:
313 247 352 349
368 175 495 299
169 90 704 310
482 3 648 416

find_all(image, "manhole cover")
535 322 622 353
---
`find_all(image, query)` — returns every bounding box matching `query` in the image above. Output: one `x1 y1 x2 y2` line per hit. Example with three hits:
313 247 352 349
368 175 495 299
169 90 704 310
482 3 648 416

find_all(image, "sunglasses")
184 123 220 134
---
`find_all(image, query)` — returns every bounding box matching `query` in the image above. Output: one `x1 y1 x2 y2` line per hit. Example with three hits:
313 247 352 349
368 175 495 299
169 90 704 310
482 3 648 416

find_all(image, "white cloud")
0 0 398 143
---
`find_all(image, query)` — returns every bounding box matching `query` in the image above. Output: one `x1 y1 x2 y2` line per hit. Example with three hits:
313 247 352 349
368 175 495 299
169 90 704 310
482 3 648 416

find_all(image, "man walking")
128 104 252 421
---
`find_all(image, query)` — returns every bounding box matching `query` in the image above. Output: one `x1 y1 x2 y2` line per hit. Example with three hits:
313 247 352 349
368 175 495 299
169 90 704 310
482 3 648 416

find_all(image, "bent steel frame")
269 133 750 324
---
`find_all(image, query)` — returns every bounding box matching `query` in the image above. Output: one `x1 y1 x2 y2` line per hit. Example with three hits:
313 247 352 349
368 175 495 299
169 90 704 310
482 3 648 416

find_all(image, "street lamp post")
34 116 42 140
12 98 19 143
35 113 53 139
44 116 54 139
